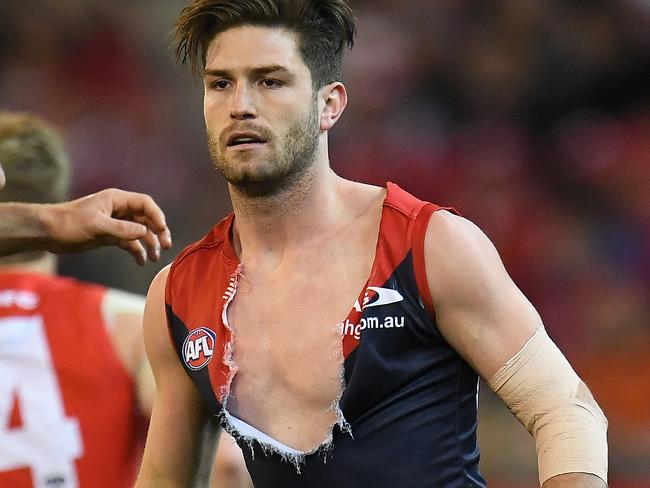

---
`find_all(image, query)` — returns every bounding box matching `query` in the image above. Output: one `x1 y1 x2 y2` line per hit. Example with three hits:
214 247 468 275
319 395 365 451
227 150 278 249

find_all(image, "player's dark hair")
172 0 357 89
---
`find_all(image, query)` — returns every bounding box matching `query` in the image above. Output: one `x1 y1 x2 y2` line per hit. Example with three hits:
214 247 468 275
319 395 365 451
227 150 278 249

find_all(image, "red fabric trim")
411 205 460 321
412 204 438 320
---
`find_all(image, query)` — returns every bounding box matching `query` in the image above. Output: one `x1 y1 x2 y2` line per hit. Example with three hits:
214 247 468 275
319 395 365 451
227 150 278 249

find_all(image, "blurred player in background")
0 137 172 263
0 112 154 488
0 111 251 488
212 431 253 488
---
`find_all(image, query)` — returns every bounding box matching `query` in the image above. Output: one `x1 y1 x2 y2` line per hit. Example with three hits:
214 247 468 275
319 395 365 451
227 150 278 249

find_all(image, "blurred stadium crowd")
1 0 648 486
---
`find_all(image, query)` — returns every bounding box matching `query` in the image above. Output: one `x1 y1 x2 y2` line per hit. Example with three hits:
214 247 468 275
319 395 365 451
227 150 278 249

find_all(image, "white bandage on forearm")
487 327 608 485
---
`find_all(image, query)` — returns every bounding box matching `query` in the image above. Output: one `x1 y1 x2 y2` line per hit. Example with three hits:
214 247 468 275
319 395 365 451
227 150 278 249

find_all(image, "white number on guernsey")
0 316 82 487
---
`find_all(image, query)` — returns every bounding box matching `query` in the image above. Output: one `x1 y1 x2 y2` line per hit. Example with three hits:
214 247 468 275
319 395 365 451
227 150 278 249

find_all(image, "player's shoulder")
427 209 483 242
382 182 428 218
17 274 108 321
0 272 103 316
424 210 508 302
147 264 171 299
173 213 234 269
425 210 500 271
38 273 107 299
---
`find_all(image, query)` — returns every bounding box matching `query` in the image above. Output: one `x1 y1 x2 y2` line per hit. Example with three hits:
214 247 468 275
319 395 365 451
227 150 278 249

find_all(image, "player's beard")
208 100 320 198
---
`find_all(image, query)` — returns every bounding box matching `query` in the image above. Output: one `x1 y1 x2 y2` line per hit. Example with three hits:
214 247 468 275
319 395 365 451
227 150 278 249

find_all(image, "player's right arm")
0 189 171 264
134 265 211 487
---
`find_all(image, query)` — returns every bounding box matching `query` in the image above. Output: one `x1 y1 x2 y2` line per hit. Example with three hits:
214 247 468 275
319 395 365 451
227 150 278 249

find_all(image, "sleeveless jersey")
166 183 486 487
0 273 142 488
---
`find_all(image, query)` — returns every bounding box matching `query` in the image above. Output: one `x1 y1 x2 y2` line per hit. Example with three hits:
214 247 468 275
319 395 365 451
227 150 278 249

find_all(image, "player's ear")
319 82 347 131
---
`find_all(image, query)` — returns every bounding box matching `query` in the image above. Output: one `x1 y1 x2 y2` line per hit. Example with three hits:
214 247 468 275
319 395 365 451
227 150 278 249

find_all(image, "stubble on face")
208 98 320 198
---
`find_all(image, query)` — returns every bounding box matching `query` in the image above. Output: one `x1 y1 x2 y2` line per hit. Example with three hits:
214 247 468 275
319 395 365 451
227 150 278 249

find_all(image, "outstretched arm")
0 188 172 264
423 210 607 487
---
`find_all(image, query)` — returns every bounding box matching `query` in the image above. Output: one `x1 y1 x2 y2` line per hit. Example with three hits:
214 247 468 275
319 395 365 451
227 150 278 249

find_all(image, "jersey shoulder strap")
384 182 459 319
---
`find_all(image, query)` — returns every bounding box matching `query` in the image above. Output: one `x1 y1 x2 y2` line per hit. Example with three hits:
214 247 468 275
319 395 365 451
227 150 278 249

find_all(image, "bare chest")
224 250 370 450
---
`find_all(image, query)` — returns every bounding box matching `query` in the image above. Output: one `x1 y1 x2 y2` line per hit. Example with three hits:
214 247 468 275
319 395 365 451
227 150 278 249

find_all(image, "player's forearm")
0 202 52 256
136 427 212 488
542 472 607 487
488 328 608 485
134 471 185 488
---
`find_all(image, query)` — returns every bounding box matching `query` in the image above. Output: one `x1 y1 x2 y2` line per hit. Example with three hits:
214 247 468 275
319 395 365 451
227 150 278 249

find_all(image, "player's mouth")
226 132 268 151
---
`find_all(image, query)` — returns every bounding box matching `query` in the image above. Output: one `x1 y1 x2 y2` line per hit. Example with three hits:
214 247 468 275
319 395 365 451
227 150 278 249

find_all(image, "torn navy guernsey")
165 183 487 488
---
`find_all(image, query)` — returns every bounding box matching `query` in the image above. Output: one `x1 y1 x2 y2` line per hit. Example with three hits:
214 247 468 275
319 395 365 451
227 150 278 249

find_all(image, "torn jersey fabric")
165 182 487 488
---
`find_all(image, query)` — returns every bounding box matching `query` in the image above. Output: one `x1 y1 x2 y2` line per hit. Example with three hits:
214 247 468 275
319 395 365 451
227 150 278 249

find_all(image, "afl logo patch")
182 327 216 371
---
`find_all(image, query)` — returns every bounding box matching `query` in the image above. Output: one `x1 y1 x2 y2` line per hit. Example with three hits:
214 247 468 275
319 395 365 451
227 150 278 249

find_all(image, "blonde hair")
0 111 70 205
0 112 71 264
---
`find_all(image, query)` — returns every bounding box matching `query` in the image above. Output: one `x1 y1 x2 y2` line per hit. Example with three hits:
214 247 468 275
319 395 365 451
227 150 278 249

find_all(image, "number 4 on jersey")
0 316 83 488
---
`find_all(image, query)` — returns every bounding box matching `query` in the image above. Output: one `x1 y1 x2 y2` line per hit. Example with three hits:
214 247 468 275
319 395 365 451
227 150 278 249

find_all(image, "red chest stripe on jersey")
165 220 239 412
342 183 437 359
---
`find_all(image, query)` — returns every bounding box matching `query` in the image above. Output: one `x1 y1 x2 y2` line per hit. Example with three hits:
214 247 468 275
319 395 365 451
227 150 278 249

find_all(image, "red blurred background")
1 1 647 485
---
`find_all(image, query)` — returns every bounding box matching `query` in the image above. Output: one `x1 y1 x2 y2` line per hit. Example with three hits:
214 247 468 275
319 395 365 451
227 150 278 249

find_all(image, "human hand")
43 188 172 265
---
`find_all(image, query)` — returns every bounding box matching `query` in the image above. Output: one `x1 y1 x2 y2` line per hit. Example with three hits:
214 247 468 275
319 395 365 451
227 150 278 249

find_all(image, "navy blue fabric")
166 304 222 414
239 252 486 487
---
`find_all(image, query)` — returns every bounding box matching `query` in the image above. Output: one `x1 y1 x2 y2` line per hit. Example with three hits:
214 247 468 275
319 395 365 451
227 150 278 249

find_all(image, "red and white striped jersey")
0 272 144 488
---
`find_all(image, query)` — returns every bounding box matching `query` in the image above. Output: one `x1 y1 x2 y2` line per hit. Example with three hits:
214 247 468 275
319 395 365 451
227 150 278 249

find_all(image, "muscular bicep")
135 265 211 487
424 211 542 379
425 212 608 484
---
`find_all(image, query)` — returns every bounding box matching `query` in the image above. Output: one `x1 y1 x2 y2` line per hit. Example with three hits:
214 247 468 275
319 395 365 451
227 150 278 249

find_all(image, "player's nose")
230 84 257 120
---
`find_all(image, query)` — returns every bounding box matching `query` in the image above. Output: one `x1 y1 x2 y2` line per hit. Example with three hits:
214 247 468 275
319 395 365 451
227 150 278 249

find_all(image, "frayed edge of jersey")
218 264 354 473
218 264 242 401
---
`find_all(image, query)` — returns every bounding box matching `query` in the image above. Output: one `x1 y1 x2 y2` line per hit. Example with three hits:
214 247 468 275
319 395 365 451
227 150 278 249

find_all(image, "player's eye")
209 79 230 90
261 78 282 88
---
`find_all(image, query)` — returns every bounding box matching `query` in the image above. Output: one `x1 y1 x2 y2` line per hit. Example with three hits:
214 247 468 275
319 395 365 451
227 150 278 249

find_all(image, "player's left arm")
423 210 607 488
101 289 155 416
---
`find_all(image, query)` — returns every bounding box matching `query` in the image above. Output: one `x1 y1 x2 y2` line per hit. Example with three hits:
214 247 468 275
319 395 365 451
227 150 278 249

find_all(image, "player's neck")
229 163 348 263
0 254 57 276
